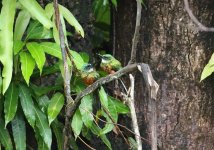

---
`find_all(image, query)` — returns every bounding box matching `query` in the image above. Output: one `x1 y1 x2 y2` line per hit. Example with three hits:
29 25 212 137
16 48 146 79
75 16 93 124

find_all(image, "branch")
127 74 142 150
184 0 214 32
129 0 142 64
53 1 74 150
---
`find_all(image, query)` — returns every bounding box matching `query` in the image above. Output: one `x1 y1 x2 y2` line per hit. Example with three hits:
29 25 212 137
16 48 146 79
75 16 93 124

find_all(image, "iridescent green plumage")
98 54 122 74
80 64 99 85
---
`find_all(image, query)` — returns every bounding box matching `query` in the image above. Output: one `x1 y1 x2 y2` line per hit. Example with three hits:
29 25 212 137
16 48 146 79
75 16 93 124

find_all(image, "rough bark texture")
114 0 214 149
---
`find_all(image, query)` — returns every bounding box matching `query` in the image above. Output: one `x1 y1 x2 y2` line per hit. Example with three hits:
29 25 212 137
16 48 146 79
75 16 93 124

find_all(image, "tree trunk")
114 0 214 149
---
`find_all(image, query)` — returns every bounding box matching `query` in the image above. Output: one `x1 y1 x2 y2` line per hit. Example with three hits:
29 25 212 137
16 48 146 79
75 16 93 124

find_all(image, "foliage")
201 53 214 81
0 0 132 149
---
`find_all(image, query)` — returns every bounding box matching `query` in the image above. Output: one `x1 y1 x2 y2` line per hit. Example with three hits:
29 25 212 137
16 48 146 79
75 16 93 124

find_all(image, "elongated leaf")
0 0 16 94
100 111 114 135
14 10 31 40
48 93 64 125
90 123 112 150
4 82 19 127
26 21 53 40
35 127 49 150
79 95 94 128
19 0 52 29
45 3 54 19
0 120 13 150
79 52 89 63
19 52 36 85
71 109 83 139
12 111 26 150
59 5 84 37
27 42 46 74
31 84 62 97
40 42 84 69
99 86 108 108
19 84 36 128
108 96 130 114
13 41 25 55
37 95 50 113
34 106 52 149
52 120 63 150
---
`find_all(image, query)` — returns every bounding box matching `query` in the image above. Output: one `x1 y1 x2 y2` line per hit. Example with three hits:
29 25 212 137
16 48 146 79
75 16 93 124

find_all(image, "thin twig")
53 1 74 150
127 74 142 150
184 0 214 32
77 136 96 150
79 106 150 143
128 0 142 64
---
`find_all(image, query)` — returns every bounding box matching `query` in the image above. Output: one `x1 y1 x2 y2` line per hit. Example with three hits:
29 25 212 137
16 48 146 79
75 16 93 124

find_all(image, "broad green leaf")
19 52 36 85
108 96 130 114
12 111 26 150
51 120 63 150
79 95 94 128
35 127 49 150
0 120 13 150
13 41 25 55
90 123 112 150
200 64 214 81
48 93 64 125
26 21 53 40
4 82 19 127
14 10 31 40
40 42 85 69
59 5 84 37
71 109 83 139
37 95 50 113
19 84 36 128
99 86 108 108
100 99 118 135
31 84 62 97
19 0 52 29
45 3 54 19
27 42 46 74
32 62 60 77
34 106 52 149
81 125 92 141
0 0 16 94
79 52 89 63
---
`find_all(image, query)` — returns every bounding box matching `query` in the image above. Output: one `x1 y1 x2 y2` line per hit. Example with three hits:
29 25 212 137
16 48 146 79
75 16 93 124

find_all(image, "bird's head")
97 54 114 64
82 63 94 73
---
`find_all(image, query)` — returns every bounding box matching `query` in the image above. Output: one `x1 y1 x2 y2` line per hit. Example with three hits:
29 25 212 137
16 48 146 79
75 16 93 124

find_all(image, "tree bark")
114 0 214 149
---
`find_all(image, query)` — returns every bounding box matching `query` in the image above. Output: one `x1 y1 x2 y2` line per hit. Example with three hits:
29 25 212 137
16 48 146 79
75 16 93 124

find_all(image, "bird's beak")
96 53 103 58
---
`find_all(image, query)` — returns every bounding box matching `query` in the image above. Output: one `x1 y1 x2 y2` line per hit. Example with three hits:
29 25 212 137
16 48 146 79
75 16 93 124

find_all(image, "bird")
98 54 122 74
80 63 99 85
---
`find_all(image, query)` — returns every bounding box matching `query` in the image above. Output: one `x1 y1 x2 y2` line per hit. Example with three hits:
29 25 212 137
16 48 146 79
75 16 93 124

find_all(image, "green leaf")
90 123 112 150
27 42 46 74
51 120 63 150
128 137 138 150
99 86 108 108
201 53 214 81
0 0 16 94
111 0 117 7
40 42 62 59
19 0 52 29
14 10 31 40
37 95 50 113
0 120 13 150
26 21 53 40
4 82 19 127
13 41 25 55
19 84 36 128
35 127 49 150
19 52 36 85
108 96 130 114
100 111 114 135
79 52 89 63
59 4 84 37
79 95 94 128
45 3 54 19
31 84 62 97
48 93 64 125
34 106 52 149
71 109 83 139
12 111 26 150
